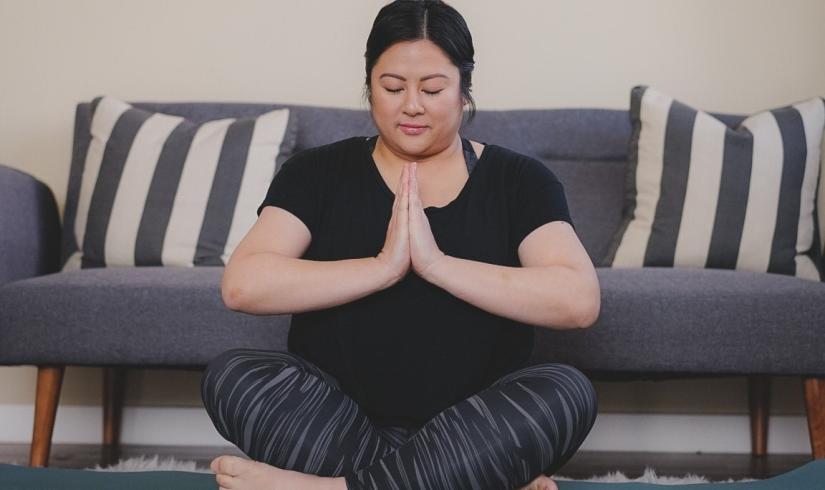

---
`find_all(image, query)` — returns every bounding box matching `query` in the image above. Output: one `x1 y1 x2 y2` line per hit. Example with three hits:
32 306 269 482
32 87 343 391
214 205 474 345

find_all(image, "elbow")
222 287 244 311
542 300 598 330
574 298 600 329
571 278 601 329
221 273 245 312
539 273 600 330
221 270 285 315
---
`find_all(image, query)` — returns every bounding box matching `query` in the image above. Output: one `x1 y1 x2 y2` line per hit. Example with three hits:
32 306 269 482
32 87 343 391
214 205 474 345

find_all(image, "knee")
200 349 339 414
510 364 598 474
200 349 298 409
200 348 313 439
201 348 250 410
203 347 248 378
513 363 598 427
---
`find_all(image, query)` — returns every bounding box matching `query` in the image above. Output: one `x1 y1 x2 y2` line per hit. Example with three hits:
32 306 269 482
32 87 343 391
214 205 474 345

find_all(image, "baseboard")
0 404 812 454
579 413 811 454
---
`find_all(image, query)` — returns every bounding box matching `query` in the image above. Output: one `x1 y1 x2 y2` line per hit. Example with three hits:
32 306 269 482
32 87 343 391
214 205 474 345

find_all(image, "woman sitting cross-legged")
201 1 601 489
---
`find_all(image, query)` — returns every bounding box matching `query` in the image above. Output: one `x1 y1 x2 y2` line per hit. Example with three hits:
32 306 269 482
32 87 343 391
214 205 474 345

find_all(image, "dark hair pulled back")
364 0 477 124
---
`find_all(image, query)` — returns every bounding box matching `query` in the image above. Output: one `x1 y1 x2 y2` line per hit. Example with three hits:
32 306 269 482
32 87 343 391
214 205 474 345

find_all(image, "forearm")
422 255 595 329
222 252 395 315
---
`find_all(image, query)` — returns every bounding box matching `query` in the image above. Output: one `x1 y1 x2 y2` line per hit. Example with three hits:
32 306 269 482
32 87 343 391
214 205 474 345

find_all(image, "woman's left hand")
408 162 447 280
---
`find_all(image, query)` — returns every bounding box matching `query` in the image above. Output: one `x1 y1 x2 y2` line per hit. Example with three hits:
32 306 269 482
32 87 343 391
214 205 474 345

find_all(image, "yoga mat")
0 460 823 489
0 464 215 490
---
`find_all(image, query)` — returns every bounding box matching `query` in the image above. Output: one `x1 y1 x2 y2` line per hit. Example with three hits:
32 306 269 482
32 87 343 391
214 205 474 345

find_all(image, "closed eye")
385 88 443 96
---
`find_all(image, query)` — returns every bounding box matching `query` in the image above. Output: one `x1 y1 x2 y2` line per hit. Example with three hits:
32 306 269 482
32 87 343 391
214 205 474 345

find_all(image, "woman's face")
369 39 466 159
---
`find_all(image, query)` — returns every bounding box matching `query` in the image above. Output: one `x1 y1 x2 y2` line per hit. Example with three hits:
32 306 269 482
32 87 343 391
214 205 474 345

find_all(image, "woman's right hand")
376 162 411 286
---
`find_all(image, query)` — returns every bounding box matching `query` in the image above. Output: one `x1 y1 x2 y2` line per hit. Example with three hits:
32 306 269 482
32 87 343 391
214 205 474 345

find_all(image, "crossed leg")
201 348 597 489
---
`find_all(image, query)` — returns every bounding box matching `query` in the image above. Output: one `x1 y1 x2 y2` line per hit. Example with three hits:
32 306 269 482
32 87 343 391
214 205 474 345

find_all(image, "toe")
530 475 556 490
210 457 221 474
216 473 235 489
214 455 246 476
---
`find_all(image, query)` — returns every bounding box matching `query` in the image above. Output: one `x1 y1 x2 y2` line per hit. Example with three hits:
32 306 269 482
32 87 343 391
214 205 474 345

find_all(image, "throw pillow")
63 96 294 269
602 86 824 281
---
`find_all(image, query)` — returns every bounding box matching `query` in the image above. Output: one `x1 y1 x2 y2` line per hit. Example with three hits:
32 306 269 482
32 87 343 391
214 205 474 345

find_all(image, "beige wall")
1 0 823 415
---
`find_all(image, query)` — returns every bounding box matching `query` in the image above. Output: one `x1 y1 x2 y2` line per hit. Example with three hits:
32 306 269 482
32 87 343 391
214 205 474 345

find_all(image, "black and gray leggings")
201 348 598 490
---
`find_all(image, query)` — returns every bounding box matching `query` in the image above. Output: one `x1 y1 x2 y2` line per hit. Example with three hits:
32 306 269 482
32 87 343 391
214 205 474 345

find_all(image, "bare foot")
518 474 559 490
210 455 346 490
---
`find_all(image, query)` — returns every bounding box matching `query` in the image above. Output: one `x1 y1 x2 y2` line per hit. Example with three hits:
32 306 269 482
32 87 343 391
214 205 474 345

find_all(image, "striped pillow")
603 86 825 281
63 96 294 269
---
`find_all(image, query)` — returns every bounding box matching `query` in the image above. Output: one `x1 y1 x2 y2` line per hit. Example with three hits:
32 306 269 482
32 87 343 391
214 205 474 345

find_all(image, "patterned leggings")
200 348 598 490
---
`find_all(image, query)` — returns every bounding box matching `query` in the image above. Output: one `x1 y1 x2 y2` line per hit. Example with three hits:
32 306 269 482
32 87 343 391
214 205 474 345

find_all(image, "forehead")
373 39 457 77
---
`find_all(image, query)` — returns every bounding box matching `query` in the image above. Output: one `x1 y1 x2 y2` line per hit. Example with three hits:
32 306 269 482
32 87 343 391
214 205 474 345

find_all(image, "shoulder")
283 136 366 166
482 144 563 185
278 136 368 178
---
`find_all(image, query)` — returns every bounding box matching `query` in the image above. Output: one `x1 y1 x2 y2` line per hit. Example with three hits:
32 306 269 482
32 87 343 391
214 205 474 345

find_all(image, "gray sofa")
2 101 824 467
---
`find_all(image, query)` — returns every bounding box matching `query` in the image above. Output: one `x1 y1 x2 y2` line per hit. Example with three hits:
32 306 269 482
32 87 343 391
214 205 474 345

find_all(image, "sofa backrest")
62 101 747 267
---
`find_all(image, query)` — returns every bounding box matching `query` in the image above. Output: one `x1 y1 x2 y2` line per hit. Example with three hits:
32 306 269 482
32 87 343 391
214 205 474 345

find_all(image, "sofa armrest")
0 164 61 286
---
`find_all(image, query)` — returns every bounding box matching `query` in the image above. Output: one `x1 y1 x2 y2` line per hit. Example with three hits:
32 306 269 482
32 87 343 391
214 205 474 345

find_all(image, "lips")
399 123 428 135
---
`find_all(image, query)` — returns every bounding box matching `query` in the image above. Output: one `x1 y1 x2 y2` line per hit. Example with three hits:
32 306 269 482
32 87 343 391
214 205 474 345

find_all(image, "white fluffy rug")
89 455 758 484
90 455 209 473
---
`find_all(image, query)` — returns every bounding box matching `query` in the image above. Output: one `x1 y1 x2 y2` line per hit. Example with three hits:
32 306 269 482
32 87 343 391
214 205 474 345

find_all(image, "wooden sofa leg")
748 375 770 456
102 367 126 467
804 377 825 459
29 365 64 467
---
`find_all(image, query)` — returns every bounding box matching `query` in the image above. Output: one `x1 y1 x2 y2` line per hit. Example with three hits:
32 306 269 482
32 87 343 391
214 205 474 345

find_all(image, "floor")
0 444 814 481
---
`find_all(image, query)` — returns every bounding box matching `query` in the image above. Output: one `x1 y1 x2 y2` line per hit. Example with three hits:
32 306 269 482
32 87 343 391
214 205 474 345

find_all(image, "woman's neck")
373 134 463 176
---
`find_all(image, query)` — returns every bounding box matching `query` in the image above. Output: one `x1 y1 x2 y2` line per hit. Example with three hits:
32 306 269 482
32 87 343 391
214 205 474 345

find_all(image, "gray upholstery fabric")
529 267 825 377
0 267 288 367
1 266 823 376
0 165 60 287
546 159 625 263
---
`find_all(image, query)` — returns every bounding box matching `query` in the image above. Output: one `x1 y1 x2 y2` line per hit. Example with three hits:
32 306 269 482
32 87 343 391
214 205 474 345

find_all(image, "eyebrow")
379 73 449 82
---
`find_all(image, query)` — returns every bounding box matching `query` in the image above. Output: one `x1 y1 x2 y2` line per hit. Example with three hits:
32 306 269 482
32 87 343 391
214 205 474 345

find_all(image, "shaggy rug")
89 455 754 484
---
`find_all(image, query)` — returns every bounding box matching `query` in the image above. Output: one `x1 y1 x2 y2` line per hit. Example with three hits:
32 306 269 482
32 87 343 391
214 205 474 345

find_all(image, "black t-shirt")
256 135 574 428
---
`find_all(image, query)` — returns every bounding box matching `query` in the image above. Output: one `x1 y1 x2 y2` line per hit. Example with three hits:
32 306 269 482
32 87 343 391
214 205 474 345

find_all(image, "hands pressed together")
376 162 447 285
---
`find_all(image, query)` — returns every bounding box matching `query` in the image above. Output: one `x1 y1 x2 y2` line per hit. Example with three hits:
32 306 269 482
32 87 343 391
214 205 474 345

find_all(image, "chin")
399 139 436 157
386 133 430 149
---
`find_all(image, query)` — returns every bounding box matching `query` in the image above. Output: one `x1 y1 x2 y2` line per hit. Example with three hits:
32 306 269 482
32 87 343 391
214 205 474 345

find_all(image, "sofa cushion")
529 267 825 377
603 86 825 281
546 159 625 263
0 267 288 366
1 267 823 376
62 96 296 270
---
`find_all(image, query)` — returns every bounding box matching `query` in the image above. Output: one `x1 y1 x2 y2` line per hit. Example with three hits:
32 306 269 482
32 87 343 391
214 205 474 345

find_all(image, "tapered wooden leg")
748 375 770 457
102 367 126 467
29 366 64 467
803 377 825 459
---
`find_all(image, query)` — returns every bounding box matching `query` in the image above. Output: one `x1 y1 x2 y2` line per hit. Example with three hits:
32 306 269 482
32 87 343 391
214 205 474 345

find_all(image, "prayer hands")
407 162 447 279
376 162 446 286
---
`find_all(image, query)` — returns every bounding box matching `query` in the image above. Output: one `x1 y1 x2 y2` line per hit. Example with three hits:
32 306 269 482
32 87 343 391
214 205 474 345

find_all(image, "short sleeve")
256 151 320 236
509 158 575 248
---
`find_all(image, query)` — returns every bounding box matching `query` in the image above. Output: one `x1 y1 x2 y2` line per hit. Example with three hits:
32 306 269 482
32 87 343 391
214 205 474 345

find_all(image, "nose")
403 89 424 116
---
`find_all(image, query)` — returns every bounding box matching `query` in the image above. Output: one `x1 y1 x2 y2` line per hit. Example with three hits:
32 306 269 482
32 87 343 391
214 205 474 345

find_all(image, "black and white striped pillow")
603 86 825 281
63 96 294 269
